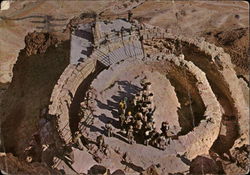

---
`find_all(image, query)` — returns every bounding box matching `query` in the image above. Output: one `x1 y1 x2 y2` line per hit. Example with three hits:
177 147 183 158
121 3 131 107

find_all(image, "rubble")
0 153 61 175
24 32 58 56
189 155 223 174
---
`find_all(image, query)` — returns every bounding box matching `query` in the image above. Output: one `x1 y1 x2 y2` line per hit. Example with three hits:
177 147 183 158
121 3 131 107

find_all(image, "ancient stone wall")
145 54 222 160
48 22 248 157
48 36 144 143
48 58 97 143
141 27 249 147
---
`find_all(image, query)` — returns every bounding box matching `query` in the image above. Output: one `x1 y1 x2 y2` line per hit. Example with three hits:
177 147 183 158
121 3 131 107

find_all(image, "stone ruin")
44 18 249 174
1 18 248 174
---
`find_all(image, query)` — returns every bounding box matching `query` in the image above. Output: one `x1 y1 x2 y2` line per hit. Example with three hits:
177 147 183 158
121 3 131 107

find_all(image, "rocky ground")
0 0 249 174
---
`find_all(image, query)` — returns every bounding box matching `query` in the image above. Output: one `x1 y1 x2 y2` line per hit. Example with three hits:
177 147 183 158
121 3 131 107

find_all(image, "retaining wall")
142 27 249 147
145 54 222 159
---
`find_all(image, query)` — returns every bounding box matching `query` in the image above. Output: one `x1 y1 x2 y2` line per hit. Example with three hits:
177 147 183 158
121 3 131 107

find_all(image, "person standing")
105 121 113 137
127 125 134 144
96 135 105 151
160 121 170 137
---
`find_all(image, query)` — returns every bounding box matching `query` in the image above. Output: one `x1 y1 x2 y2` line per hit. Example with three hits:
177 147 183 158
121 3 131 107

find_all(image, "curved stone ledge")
145 54 222 159
142 28 248 145
90 53 222 160
48 58 97 142
48 37 144 143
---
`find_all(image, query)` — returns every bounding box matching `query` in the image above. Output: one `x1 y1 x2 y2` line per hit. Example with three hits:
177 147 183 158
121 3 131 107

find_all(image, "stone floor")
57 59 189 174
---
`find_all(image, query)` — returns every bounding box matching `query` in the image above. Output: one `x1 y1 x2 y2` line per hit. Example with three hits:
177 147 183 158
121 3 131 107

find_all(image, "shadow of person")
117 80 141 95
110 94 121 103
110 80 141 104
111 110 119 119
96 99 119 118
113 132 129 144
96 114 119 129
176 154 191 166
117 131 127 138
96 99 114 111
89 125 105 135
107 99 118 109
121 160 144 173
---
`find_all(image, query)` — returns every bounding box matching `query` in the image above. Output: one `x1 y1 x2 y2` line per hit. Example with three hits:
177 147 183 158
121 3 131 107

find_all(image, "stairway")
96 40 144 67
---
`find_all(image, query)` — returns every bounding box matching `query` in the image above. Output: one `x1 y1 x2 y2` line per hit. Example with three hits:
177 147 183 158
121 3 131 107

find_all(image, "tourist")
105 121 113 137
127 125 134 144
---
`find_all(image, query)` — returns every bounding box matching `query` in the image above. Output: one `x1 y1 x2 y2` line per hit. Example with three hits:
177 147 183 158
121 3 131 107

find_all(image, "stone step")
126 44 133 57
117 46 128 62
130 43 137 56
120 47 128 60
131 42 138 57
108 49 117 64
122 45 128 57
114 47 126 62
95 49 110 61
99 58 110 67
109 47 121 64
95 40 144 67
124 44 131 57
131 42 139 57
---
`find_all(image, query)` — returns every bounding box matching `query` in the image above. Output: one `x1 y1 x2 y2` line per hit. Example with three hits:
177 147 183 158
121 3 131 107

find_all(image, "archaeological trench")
0 17 249 175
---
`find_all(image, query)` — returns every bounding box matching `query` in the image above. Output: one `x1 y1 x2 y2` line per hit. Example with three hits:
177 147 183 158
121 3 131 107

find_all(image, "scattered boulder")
189 155 222 174
141 165 161 175
215 28 247 46
230 144 250 172
88 165 111 175
111 169 126 175
0 153 61 175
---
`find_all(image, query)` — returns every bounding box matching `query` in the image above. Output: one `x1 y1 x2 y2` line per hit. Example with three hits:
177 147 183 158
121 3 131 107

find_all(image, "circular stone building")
47 19 249 174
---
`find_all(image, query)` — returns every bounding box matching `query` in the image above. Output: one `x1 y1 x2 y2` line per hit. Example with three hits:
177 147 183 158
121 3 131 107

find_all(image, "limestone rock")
24 32 58 56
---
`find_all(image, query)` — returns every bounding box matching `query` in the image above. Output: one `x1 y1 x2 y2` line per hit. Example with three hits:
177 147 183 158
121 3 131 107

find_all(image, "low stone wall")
90 52 222 160
0 153 61 175
48 58 97 143
48 37 143 143
145 54 222 160
141 27 249 147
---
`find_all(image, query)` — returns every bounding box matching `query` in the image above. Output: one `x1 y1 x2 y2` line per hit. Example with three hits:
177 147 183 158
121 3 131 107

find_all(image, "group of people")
106 77 172 150
72 129 110 163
